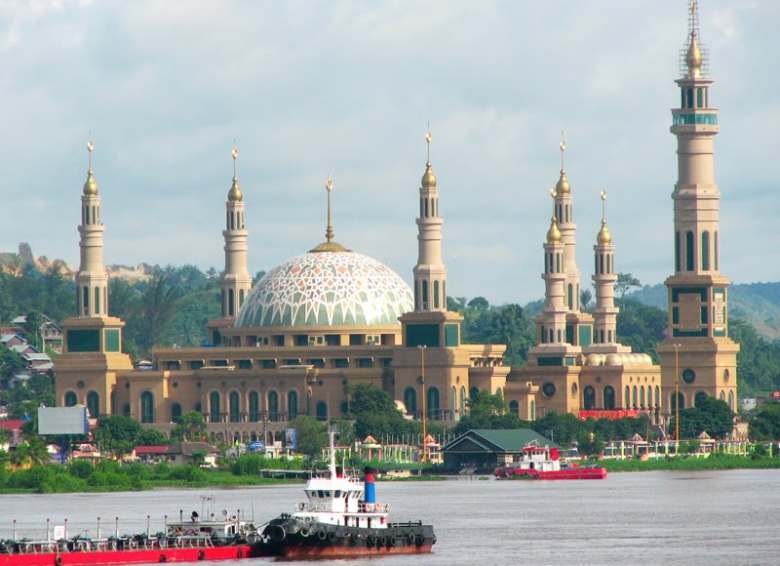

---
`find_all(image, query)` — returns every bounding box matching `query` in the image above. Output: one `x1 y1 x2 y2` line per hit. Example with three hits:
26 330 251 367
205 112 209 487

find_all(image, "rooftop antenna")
325 176 334 243
86 139 94 171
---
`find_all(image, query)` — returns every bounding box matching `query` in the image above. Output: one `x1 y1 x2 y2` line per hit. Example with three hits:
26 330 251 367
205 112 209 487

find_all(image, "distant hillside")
629 282 780 340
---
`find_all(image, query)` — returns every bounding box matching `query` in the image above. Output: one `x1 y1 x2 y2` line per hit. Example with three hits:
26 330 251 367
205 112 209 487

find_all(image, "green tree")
615 273 641 298
668 397 733 439
290 416 327 460
345 384 411 438
170 412 207 442
93 415 143 456
749 403 780 440
580 288 593 311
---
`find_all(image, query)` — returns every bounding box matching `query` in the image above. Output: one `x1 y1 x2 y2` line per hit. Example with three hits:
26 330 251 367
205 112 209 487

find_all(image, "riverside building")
53 1 736 440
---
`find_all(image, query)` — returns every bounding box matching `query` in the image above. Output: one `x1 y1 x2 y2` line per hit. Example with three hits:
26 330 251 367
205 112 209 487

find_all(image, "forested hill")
629 282 780 340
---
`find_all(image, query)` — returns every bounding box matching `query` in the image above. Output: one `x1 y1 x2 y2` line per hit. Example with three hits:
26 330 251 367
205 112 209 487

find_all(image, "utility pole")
419 345 427 463
674 343 681 447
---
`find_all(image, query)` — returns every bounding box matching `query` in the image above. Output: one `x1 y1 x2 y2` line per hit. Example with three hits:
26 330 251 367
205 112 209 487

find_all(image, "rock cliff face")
0 242 152 281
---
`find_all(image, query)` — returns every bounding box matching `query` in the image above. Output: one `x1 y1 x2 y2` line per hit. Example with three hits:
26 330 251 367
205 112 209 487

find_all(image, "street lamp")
673 343 682 446
418 345 428 463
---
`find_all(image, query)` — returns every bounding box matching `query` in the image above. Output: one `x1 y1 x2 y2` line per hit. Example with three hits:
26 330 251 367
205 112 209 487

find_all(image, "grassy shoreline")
600 455 780 473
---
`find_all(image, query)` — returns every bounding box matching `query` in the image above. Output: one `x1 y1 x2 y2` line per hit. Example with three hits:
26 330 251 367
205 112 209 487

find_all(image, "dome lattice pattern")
236 251 414 328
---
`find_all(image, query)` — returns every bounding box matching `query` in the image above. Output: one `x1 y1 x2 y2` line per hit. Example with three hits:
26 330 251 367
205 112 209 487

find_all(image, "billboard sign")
38 406 89 436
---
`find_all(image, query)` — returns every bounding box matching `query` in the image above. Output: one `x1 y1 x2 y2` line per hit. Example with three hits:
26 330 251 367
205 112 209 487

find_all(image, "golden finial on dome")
597 189 612 245
83 139 99 196
555 132 570 194
325 175 334 243
227 143 243 202
685 0 703 78
421 127 437 188
547 188 562 244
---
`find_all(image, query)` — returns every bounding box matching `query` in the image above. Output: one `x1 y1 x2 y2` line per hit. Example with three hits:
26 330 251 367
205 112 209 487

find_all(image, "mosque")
54 1 738 442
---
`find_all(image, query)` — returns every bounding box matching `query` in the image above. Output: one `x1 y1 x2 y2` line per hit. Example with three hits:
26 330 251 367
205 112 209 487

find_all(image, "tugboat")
494 443 607 480
254 434 436 559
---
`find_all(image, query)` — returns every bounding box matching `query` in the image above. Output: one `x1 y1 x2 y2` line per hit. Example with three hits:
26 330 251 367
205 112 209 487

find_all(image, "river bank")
600 454 780 473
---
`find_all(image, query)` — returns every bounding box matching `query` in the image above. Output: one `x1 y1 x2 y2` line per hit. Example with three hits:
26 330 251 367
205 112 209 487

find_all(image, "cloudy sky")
0 0 777 304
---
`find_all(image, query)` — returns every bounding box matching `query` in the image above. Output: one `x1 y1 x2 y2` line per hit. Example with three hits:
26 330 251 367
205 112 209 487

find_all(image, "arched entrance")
583 386 596 410
603 386 616 410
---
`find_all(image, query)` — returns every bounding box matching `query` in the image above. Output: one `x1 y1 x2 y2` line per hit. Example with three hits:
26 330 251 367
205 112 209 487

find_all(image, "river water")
1 470 779 565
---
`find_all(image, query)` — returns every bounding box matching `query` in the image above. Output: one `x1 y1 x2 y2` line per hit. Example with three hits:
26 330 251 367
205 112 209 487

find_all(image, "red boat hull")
0 545 253 565
496 467 607 480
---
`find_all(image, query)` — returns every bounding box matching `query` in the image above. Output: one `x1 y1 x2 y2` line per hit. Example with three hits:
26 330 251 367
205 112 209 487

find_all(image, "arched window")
714 231 719 270
670 392 685 411
171 402 182 423
719 391 726 401
508 400 519 416
209 391 221 423
450 386 456 418
239 289 245 310
530 399 536 421
583 386 596 410
229 391 240 422
94 287 101 315
459 386 466 416
140 391 155 424
433 281 440 309
422 281 429 309
701 231 710 271
85 391 99 416
288 390 299 420
316 401 328 421
248 392 260 422
639 386 646 409
686 231 694 271
122 403 130 417
268 391 279 422
82 286 89 315
624 386 631 408
228 289 235 317
603 386 615 410
568 284 574 309
469 386 479 400
695 391 708 407
655 386 661 408
64 391 78 407
404 387 417 416
647 386 653 408
727 390 734 411
675 232 681 271
424 198 429 218
427 387 440 420
632 386 638 408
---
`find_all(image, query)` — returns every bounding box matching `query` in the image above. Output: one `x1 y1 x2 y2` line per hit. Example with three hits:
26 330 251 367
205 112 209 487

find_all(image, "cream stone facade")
656 4 739 414
53 2 736 439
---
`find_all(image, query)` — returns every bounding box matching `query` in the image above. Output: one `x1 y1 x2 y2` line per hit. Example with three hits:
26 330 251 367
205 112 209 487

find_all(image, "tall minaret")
591 191 618 347
221 145 252 319
658 0 739 413
413 130 447 312
537 190 567 345
553 135 581 312
76 141 109 318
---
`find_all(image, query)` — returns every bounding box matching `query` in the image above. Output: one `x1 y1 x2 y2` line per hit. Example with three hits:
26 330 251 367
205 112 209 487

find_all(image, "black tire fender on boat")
433 534 437 545
407 532 415 544
366 535 375 547
269 525 287 543
317 529 328 541
349 533 358 546
299 528 310 538
328 531 337 542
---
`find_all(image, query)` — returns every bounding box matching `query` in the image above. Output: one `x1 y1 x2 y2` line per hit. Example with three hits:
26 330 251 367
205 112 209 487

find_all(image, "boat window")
335 490 341 497
318 490 325 498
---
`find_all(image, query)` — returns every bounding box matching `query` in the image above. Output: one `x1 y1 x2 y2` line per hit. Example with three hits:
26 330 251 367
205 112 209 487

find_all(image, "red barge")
495 444 607 480
1 435 435 564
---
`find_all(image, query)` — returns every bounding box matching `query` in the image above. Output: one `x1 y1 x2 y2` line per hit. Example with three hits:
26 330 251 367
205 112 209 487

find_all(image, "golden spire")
555 133 570 194
421 128 437 188
227 144 243 202
325 175 334 243
597 189 612 245
547 188 562 244
685 0 703 78
83 140 99 196
309 176 349 253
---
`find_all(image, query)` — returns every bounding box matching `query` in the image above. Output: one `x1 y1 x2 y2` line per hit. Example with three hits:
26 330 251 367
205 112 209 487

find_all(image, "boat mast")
328 430 337 479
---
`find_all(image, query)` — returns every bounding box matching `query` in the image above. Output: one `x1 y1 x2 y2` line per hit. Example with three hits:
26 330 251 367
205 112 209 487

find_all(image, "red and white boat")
494 444 607 480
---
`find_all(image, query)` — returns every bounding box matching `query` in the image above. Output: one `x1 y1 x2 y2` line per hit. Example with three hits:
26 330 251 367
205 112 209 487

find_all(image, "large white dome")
236 250 414 328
